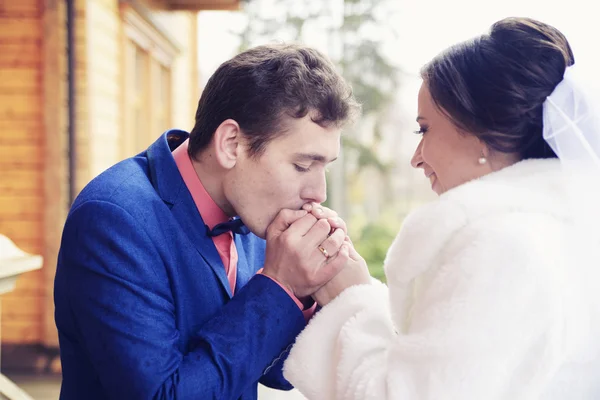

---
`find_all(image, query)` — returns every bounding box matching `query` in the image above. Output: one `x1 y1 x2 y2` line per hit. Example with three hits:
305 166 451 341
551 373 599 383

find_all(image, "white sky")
197 0 600 127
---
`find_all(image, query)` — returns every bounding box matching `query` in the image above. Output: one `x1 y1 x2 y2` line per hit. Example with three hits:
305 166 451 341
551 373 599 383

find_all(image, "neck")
190 151 236 217
488 151 521 172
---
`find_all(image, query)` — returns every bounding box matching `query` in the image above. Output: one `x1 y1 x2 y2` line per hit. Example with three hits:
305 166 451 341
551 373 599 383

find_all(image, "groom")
54 43 360 400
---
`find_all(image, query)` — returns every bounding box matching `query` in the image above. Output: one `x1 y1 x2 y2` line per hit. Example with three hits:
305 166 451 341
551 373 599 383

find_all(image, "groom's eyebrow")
294 153 338 164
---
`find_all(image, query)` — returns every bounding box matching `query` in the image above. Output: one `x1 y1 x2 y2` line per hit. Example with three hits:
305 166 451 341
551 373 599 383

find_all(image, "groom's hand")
302 202 347 234
261 209 349 298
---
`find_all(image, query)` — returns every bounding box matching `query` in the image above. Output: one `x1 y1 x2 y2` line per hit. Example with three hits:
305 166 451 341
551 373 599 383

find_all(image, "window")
154 63 172 135
122 4 178 157
126 41 150 151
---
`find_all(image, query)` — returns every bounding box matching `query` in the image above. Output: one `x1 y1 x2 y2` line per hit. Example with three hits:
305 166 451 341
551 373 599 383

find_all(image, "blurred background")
0 0 597 398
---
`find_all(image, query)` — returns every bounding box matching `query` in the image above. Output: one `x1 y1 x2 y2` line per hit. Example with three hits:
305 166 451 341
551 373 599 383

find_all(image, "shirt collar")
172 139 229 229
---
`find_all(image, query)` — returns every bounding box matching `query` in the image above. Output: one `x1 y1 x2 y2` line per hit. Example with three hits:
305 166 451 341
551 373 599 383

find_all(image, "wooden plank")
0 18 42 40
0 38 41 46
0 222 43 247
88 60 118 82
0 69 41 91
89 3 119 31
95 0 119 11
0 219 41 238
0 149 43 166
0 158 41 170
0 209 42 221
165 0 240 11
42 0 67 347
0 94 41 120
0 308 42 322
0 0 41 17
0 209 43 225
1 320 41 343
0 42 41 67
0 122 43 143
89 60 120 86
0 218 42 230
0 196 43 216
0 186 41 197
0 86 39 96
0 217 43 231
1 296 42 319
0 144 43 163
189 14 199 107
89 77 119 101
0 168 42 187
0 161 43 172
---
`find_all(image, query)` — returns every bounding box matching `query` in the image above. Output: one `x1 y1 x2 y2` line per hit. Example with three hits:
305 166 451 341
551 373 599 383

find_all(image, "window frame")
121 3 179 157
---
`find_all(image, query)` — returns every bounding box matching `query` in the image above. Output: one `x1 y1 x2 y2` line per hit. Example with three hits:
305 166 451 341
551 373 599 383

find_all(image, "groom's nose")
301 172 327 204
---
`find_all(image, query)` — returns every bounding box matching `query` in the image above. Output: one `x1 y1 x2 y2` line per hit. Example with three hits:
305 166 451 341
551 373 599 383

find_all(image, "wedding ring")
318 245 330 259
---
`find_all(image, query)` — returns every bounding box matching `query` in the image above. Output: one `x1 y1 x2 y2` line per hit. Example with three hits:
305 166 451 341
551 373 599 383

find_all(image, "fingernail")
302 203 312 211
314 208 323 215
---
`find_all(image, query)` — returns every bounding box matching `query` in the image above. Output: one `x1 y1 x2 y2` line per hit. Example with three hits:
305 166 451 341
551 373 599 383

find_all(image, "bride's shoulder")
382 198 470 280
397 197 470 243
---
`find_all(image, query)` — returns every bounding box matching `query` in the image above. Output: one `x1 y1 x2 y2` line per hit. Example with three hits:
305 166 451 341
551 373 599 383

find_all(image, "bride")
282 17 600 399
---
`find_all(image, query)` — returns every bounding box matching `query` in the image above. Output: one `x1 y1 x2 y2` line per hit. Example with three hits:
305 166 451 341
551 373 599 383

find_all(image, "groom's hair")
188 43 360 159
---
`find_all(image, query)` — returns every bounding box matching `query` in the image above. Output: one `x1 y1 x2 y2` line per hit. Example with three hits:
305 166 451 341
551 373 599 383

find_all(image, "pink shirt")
173 139 315 319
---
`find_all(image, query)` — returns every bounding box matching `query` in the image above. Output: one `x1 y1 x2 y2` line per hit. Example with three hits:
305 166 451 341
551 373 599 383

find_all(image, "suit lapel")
146 130 233 299
171 201 233 298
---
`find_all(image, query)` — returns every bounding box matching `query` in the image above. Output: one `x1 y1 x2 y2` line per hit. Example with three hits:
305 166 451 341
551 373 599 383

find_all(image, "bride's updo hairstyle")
421 17 575 160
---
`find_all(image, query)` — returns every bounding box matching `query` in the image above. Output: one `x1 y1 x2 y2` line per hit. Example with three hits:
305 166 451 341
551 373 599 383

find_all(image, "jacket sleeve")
58 200 305 400
283 217 558 400
258 303 317 390
258 344 294 390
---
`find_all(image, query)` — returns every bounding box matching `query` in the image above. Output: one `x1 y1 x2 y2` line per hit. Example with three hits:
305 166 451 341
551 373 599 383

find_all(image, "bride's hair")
421 17 574 160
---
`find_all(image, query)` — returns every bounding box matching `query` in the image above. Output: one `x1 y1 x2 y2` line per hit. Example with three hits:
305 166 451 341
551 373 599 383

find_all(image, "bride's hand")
312 237 371 307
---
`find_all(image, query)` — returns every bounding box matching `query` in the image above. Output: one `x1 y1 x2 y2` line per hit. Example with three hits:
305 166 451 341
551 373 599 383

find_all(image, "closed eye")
413 127 428 135
294 164 310 173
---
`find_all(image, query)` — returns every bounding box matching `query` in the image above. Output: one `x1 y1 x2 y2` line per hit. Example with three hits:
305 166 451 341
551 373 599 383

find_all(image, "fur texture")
284 159 600 399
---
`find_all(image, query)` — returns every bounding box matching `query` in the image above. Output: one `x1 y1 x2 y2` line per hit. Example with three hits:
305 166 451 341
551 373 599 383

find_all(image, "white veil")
543 64 600 290
543 64 600 171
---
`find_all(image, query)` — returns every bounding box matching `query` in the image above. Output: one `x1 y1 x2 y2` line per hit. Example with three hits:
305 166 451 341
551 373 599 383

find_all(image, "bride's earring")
478 154 487 165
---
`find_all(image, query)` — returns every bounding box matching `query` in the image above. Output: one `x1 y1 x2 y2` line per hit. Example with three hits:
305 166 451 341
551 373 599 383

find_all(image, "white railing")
0 235 42 400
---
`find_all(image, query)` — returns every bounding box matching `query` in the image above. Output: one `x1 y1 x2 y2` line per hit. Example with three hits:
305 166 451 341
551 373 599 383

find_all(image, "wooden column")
41 0 67 348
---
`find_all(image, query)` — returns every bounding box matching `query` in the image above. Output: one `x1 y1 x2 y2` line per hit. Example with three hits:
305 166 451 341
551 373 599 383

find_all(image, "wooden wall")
87 0 122 176
0 0 46 344
0 0 199 348
0 0 87 345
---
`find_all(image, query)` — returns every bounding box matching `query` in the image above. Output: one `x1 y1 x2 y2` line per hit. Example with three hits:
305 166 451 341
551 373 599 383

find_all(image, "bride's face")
411 83 491 195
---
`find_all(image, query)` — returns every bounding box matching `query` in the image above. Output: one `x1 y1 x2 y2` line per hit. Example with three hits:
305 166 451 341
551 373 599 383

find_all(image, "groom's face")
223 114 341 239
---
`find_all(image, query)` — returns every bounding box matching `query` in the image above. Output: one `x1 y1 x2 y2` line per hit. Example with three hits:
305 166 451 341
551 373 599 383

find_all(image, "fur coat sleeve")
283 196 569 400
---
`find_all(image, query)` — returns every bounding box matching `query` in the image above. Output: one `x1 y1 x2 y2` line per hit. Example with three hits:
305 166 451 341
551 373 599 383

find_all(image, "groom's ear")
213 119 242 169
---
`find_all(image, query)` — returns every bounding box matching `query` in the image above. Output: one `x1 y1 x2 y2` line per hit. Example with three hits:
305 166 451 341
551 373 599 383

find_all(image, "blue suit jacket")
54 131 306 400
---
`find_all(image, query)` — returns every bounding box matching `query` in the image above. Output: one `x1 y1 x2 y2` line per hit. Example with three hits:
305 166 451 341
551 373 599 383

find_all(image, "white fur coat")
284 159 600 399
